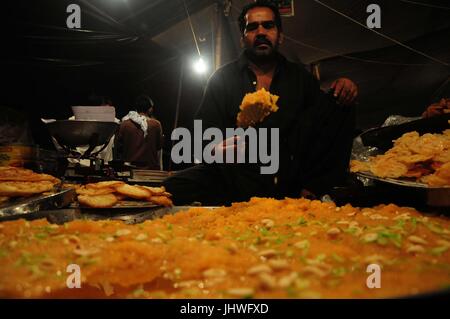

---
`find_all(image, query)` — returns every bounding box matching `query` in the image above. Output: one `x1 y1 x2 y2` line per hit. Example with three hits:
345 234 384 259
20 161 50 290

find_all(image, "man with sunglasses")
163 0 356 205
239 2 357 103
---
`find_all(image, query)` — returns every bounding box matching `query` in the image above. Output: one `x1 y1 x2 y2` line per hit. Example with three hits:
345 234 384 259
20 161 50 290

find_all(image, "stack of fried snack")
0 197 449 298
351 129 450 186
236 88 279 128
0 166 60 204
74 181 172 208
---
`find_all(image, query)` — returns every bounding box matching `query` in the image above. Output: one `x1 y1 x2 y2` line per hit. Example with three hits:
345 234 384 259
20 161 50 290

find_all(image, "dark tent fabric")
2 0 449 167
318 28 450 129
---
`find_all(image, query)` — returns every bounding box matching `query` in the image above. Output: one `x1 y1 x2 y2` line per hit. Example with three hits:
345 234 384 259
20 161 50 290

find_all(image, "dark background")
2 0 449 170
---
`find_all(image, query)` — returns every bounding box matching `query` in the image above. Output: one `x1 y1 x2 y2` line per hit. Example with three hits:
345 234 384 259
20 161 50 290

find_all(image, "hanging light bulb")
193 57 207 74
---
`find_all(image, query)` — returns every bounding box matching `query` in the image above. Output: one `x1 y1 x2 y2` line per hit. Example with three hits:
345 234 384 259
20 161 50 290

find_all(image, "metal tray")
69 201 161 209
356 171 440 189
0 188 76 220
353 114 450 207
356 172 450 208
0 206 214 224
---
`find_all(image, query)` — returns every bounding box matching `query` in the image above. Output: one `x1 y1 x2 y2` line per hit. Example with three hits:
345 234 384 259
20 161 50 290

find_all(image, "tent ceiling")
7 0 450 66
149 0 450 65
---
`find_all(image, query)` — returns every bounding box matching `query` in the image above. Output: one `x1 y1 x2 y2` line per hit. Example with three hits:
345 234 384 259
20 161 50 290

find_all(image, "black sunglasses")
245 20 276 32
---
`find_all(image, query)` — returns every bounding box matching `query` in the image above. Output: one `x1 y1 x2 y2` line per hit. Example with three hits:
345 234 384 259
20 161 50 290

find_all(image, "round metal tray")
353 114 450 208
356 172 450 208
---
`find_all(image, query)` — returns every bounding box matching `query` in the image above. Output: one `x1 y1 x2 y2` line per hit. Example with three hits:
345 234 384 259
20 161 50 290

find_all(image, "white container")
71 106 116 122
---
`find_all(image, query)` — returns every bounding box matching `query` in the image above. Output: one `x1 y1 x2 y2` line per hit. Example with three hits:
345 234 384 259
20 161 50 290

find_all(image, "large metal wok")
46 120 118 158
47 120 118 148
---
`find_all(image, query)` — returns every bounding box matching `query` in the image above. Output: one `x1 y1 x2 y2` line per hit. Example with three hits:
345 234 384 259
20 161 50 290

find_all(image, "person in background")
116 95 163 170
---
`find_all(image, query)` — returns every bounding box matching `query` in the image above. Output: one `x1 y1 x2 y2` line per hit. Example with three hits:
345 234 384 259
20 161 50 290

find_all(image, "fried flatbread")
0 166 59 183
147 196 173 207
76 186 116 196
86 181 125 189
139 185 166 196
0 181 55 197
115 184 150 199
78 194 118 208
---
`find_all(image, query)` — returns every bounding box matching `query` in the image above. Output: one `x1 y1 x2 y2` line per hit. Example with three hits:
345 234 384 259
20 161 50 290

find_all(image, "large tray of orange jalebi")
351 128 450 188
0 197 449 299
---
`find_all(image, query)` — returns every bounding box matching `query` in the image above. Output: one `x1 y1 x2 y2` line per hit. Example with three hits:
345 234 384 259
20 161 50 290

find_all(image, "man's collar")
237 51 286 71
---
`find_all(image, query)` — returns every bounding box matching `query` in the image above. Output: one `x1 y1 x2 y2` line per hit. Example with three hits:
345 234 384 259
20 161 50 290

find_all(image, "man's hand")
330 78 358 106
422 98 450 118
213 136 246 161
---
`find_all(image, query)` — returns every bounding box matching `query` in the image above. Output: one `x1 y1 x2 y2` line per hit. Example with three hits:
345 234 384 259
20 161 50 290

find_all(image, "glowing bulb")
193 57 207 74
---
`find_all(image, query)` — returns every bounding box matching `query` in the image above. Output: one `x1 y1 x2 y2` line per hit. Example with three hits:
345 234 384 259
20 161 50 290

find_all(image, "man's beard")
245 36 279 64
